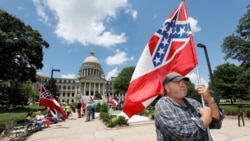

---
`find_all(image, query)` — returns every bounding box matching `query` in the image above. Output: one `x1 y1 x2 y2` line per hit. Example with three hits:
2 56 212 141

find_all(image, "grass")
219 100 250 119
0 104 46 133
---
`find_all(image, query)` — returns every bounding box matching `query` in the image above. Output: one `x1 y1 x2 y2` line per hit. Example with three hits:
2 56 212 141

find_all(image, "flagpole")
195 66 212 141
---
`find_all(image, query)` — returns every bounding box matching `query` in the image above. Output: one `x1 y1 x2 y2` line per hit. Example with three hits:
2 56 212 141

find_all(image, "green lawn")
0 105 46 133
219 101 250 118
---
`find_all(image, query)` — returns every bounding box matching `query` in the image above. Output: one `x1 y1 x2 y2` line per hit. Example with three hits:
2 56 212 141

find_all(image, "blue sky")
1 0 249 86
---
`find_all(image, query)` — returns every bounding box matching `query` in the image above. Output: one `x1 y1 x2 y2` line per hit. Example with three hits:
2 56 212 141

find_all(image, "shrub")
95 102 101 112
222 106 237 116
148 112 154 120
99 112 110 122
246 110 250 118
117 115 128 125
98 103 128 128
100 103 108 113
107 116 118 128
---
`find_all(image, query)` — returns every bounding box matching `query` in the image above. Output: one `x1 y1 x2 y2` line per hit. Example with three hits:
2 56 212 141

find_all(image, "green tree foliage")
21 82 38 104
213 63 248 104
221 5 250 69
186 81 201 102
113 66 135 94
45 78 59 98
0 9 49 82
0 81 29 108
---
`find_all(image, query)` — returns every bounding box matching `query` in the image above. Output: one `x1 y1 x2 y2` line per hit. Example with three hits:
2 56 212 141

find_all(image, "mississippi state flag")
123 1 197 118
39 86 68 119
108 95 118 107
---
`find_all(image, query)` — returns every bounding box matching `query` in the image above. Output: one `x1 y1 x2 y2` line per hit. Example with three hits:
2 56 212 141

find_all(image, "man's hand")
196 84 212 103
198 106 212 128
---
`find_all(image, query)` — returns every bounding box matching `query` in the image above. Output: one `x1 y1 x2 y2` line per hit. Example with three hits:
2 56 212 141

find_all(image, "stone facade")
34 51 125 104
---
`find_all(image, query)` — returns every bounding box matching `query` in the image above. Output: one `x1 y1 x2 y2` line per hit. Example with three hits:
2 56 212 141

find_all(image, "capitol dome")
83 51 100 64
78 50 105 79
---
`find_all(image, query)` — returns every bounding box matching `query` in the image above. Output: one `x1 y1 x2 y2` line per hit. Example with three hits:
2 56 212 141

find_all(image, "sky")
0 0 249 87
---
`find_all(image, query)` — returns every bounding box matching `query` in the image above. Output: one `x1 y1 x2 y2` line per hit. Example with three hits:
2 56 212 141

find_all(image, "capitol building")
33 51 123 104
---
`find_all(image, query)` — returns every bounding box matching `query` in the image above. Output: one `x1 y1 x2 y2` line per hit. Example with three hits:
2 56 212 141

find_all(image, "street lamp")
50 68 60 94
197 43 219 105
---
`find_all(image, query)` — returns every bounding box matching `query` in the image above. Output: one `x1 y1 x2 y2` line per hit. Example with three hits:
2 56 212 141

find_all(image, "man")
85 101 92 122
91 101 96 119
76 94 83 118
65 103 71 118
154 72 225 141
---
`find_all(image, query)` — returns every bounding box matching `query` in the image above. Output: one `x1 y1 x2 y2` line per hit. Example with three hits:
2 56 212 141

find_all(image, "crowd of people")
25 108 66 131
25 99 97 132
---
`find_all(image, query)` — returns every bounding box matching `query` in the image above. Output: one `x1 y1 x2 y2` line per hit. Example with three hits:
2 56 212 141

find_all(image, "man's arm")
196 84 221 120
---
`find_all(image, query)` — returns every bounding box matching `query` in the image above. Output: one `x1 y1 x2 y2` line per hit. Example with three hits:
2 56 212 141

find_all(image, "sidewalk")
26 113 250 141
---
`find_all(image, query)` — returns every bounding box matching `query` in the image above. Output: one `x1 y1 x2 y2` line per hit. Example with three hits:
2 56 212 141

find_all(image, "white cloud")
105 49 134 65
61 73 76 79
188 17 201 33
33 0 49 24
33 0 137 48
186 72 208 88
125 9 137 20
106 67 119 80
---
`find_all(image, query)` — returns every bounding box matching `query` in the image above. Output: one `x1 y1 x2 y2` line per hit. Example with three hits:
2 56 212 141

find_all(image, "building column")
84 82 86 96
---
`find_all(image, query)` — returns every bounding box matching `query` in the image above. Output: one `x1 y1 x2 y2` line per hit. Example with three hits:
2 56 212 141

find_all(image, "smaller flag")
108 94 118 107
39 86 67 119
89 96 94 103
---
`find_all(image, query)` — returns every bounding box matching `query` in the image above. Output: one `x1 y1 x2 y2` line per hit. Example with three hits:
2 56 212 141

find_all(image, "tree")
186 81 201 102
0 81 29 108
213 63 248 104
0 9 49 83
113 66 135 94
43 79 59 98
21 82 39 104
221 5 250 69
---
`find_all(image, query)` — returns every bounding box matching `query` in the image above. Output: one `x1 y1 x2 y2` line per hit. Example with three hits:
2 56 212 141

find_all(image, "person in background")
76 94 83 118
238 104 245 127
85 101 92 122
91 101 96 119
34 111 46 130
154 72 225 141
65 103 71 118
26 112 34 127
81 101 86 117
46 107 58 124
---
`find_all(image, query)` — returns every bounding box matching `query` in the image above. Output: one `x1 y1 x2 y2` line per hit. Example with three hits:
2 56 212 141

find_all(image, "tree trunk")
230 98 234 105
